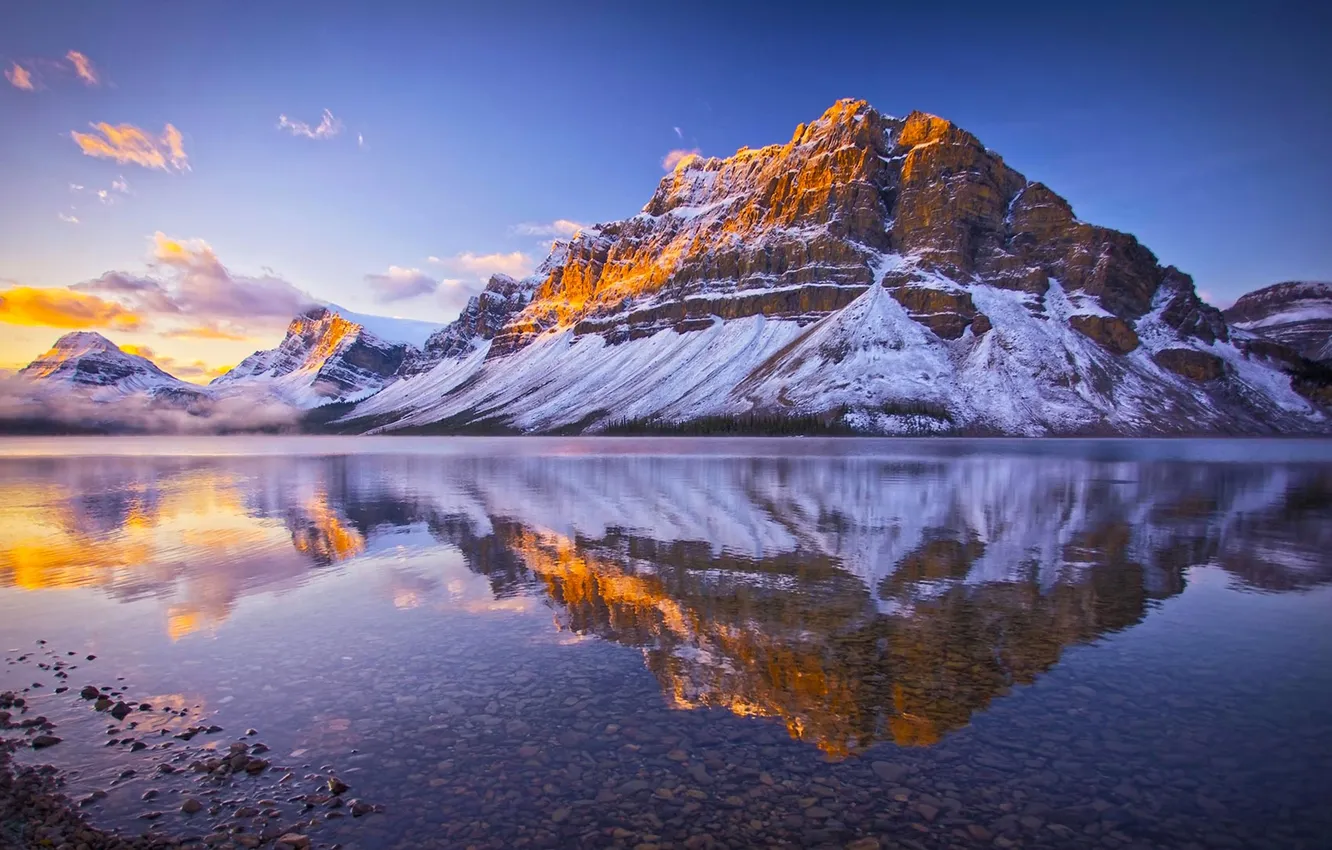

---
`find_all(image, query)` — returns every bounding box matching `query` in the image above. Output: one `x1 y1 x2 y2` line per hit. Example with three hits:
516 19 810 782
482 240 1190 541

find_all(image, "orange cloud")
151 232 219 267
162 324 251 342
71 123 189 172
117 344 231 384
119 343 155 359
0 286 142 331
66 51 99 86
662 148 702 171
72 233 315 332
167 359 233 383
5 63 33 91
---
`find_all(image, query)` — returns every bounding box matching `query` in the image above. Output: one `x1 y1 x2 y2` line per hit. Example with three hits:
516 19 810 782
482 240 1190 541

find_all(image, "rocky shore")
0 737 188 850
1 644 374 850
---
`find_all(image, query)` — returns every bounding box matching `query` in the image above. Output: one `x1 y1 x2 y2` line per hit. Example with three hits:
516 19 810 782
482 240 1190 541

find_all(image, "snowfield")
342 260 1326 436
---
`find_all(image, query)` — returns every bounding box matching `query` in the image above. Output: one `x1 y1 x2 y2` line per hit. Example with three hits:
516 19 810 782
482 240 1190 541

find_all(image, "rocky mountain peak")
213 305 423 407
45 331 119 357
18 331 194 399
343 99 1328 436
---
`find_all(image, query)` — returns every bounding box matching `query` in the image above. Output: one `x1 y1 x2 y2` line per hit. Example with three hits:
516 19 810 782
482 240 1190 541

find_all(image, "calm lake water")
1 436 1330 850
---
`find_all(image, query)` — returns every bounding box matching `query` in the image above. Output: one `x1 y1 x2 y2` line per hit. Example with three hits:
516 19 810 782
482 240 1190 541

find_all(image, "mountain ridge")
341 100 1329 436
211 305 442 407
6 101 1330 436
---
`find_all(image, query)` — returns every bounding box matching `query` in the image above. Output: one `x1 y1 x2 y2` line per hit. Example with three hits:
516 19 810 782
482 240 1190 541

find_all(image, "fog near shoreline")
0 376 302 434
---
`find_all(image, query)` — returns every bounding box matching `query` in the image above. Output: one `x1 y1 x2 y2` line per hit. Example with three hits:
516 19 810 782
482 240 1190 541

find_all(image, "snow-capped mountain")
212 305 443 408
1224 281 1332 364
344 100 1329 435
16 332 205 405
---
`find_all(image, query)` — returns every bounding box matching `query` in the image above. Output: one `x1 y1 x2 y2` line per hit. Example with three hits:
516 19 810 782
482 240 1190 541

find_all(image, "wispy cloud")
57 212 79 224
71 123 189 172
65 51 99 86
673 126 683 139
428 251 534 281
0 285 141 330
364 266 439 303
111 176 129 193
662 148 701 171
512 220 589 239
277 109 343 140
357 132 366 150
5 63 33 91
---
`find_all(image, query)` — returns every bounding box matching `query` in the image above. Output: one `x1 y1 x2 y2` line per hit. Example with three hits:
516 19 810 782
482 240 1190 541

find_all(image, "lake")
1 436 1330 850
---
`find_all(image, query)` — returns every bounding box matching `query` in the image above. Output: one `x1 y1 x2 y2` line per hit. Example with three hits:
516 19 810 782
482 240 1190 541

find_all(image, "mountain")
1224 281 1332 363
344 100 1328 436
212 305 443 408
16 332 204 405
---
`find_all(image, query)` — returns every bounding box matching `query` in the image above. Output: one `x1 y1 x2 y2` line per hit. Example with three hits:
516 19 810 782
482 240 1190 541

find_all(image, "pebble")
872 761 908 782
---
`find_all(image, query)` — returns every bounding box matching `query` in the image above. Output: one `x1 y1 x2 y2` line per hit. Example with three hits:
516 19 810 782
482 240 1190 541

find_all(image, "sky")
2 0 1330 379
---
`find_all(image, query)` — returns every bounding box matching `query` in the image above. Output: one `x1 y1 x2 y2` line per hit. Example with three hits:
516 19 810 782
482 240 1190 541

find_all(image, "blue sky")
2 0 1330 375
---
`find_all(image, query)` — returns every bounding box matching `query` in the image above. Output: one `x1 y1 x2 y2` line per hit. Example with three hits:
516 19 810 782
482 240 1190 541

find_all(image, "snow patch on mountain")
345 259 1327 436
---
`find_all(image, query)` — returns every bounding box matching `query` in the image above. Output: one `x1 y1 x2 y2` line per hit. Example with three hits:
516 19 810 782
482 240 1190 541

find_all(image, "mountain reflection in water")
2 444 1329 756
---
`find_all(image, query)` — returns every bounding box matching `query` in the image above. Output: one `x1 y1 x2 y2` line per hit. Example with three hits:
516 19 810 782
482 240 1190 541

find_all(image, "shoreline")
0 738 188 850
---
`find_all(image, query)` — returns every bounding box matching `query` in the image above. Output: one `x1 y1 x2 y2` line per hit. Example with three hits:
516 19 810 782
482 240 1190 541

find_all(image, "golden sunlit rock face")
471 100 1227 357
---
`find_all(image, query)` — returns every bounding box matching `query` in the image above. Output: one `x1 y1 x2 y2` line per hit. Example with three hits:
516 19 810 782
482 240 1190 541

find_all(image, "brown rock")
1158 267 1229 343
1154 349 1226 382
1070 315 1139 354
889 284 980 340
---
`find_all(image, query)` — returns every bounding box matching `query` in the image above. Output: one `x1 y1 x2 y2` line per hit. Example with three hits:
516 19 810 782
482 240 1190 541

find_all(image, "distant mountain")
212 306 443 408
0 331 220 433
342 100 1329 436
1224 281 1332 364
17 332 204 405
